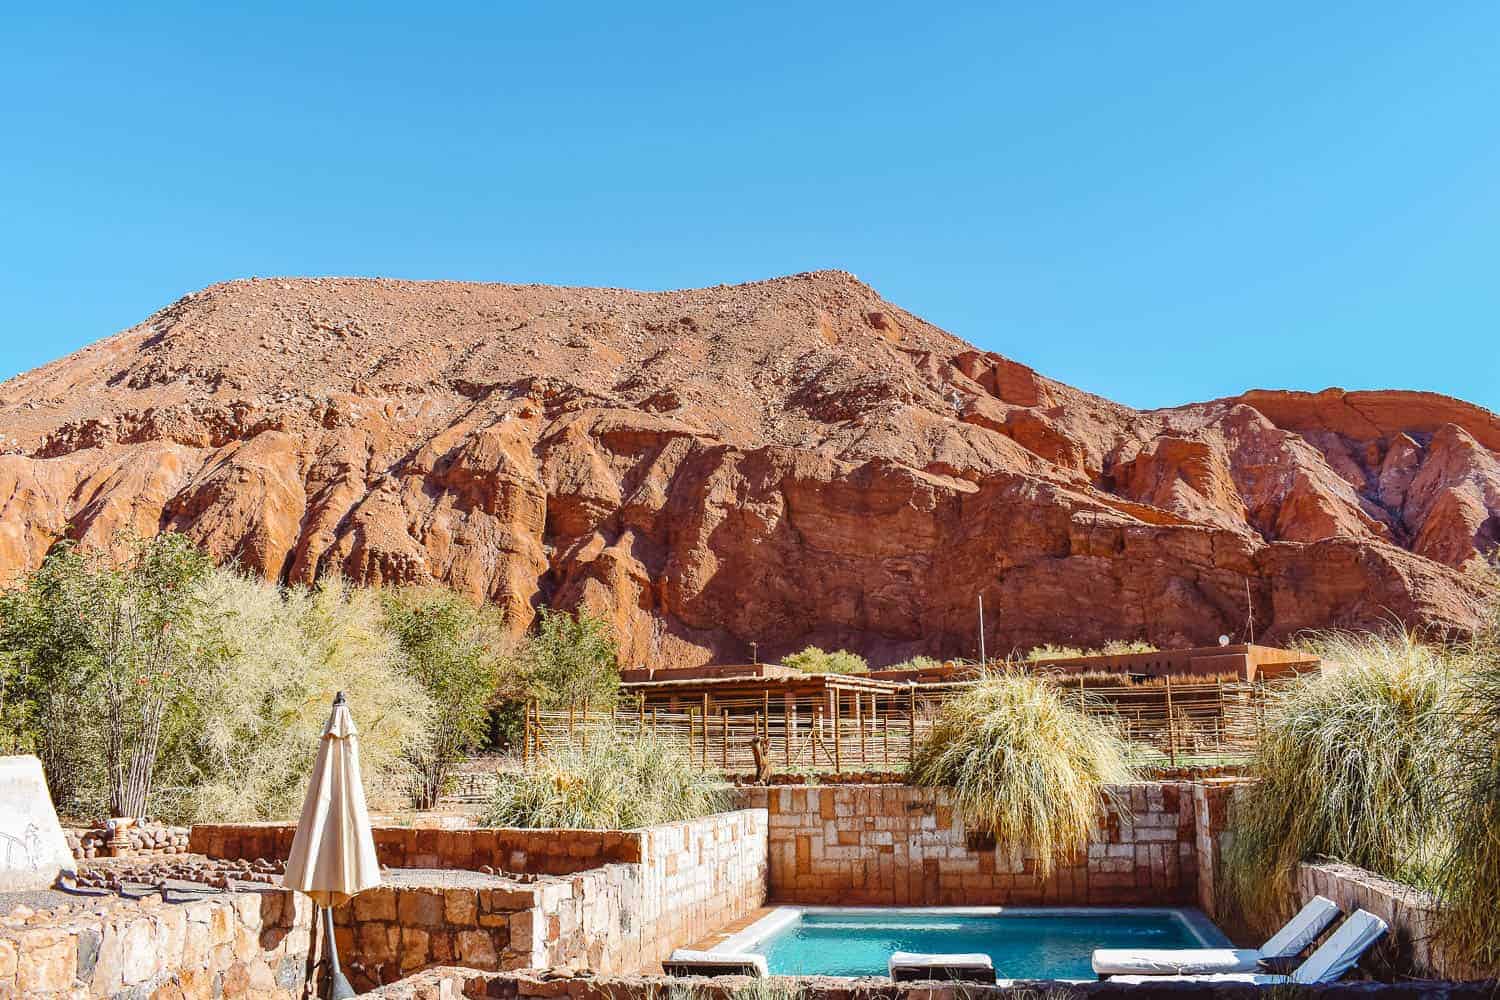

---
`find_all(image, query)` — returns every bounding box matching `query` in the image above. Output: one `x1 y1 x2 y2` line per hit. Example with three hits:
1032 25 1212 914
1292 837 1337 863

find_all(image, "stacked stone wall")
0 888 315 998
190 825 641 876
739 782 1197 905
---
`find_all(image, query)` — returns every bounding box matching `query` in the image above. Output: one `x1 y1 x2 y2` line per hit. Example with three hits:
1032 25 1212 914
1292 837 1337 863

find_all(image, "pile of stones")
65 822 193 859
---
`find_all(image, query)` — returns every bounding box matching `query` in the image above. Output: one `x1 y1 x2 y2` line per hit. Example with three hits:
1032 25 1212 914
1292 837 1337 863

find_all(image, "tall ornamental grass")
1433 562 1500 974
481 723 728 829
1224 629 1458 921
910 670 1136 878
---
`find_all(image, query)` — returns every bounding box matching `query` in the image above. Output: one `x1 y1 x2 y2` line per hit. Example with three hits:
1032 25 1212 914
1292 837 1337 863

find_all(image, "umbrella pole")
322 905 356 1000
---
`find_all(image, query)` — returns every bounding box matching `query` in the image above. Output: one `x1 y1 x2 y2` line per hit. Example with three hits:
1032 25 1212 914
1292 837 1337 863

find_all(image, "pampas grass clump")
482 723 728 829
910 670 1136 878
1224 628 1458 921
1433 562 1500 974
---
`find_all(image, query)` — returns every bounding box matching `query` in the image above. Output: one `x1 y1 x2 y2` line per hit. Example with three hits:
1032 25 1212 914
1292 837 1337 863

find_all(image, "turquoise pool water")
749 909 1213 979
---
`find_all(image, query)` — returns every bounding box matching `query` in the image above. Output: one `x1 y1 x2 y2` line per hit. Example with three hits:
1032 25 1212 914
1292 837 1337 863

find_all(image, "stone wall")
190 824 642 876
325 810 768 989
9 809 767 997
1190 778 1243 923
1 888 315 999
193 809 767 991
739 783 1197 905
362 966 1494 1000
1296 862 1479 982
66 822 192 861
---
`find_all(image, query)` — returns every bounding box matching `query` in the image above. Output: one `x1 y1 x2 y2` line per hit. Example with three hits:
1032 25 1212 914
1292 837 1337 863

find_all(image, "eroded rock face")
0 272 1494 665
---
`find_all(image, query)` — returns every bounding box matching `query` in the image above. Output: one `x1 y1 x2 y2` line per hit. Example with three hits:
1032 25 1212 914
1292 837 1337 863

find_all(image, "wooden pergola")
618 670 918 773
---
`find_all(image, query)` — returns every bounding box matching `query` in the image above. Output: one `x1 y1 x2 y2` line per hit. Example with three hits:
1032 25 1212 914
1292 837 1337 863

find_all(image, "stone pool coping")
360 965 1500 999
707 905 1233 980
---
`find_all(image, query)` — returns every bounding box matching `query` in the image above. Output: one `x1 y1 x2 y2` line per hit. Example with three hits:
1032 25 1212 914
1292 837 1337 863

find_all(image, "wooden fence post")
534 695 546 758
786 701 795 768
854 692 864 765
882 695 891 767
1164 675 1177 766
832 690 842 773
908 687 917 768
702 694 710 767
721 708 730 770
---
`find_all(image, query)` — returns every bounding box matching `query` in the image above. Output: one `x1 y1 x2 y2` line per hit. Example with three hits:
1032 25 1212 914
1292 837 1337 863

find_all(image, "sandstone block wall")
739 783 1198 905
1 888 315 999
190 824 642 876
193 809 767 989
1191 778 1243 922
1295 862 1478 982
361 966 1496 1000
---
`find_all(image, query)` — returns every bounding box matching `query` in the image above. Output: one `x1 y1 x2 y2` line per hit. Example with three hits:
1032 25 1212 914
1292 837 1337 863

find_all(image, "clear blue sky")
4 3 1497 411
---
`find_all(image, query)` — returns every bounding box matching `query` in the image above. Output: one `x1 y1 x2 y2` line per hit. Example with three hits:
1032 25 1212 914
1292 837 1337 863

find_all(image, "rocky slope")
1 272 1495 665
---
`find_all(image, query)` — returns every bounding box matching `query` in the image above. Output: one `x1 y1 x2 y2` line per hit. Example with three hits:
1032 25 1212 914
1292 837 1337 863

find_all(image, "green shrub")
481 724 728 829
517 607 619 709
162 571 434 823
910 670 1136 878
782 646 868 674
1224 629 1459 921
382 586 512 808
1025 640 1157 662
887 655 944 671
0 533 213 818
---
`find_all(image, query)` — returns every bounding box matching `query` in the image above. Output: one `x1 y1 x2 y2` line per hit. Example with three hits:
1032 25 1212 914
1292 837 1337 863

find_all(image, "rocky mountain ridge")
1 271 1495 665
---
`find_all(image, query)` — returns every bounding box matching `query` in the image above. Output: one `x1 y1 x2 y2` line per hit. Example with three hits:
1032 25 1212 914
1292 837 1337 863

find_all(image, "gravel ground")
1 864 530 918
0 887 79 916
380 867 535 888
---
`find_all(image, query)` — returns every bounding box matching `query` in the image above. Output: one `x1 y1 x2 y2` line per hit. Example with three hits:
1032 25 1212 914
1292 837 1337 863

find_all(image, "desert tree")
518 606 619 710
382 585 510 808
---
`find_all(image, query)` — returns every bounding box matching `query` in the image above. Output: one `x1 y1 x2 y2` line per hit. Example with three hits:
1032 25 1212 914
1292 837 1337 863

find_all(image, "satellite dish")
1218 635 1230 647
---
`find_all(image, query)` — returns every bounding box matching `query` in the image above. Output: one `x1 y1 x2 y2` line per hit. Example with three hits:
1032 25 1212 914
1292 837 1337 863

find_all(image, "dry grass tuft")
482 723 729 829
910 669 1137 879
1224 628 1458 921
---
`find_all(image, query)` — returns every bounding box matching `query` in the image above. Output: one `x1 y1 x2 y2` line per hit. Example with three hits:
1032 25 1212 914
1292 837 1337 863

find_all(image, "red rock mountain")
1 272 1495 665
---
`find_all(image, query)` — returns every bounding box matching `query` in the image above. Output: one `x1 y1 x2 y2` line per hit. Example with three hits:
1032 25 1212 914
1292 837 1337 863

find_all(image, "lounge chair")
662 949 768 977
1108 909 1388 986
889 951 997 983
1092 895 1341 976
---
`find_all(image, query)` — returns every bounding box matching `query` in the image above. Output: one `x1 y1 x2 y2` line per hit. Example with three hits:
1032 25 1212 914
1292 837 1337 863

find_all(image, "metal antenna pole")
1245 579 1255 645
978 594 986 666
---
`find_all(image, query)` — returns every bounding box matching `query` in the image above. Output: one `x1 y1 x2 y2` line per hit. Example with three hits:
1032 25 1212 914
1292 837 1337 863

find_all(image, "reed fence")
511 676 1271 777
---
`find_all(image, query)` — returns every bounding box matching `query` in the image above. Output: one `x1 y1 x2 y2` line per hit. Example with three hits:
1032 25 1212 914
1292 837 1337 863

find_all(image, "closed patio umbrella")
284 692 381 999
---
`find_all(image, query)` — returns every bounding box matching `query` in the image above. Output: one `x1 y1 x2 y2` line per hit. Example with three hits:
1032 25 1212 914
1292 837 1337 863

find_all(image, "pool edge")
710 904 1235 973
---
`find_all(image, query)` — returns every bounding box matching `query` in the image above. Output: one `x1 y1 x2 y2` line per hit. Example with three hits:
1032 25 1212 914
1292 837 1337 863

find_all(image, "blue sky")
3 3 1497 411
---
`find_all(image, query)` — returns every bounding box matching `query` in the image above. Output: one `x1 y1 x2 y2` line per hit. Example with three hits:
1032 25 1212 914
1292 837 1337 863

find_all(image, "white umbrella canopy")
283 692 382 908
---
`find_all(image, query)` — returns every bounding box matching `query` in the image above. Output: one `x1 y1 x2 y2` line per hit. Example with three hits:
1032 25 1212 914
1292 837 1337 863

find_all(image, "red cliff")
0 272 1493 664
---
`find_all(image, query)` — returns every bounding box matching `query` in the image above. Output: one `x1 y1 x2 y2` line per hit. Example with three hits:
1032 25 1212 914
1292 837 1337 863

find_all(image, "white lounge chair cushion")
1109 973 1288 985
1261 895 1342 958
889 951 993 970
663 950 768 977
1108 909 1389 987
1091 948 1264 975
1292 910 1387 985
1091 894 1341 976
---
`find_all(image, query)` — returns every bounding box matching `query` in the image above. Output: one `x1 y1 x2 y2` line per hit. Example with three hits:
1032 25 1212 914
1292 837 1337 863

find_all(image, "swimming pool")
714 907 1231 980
